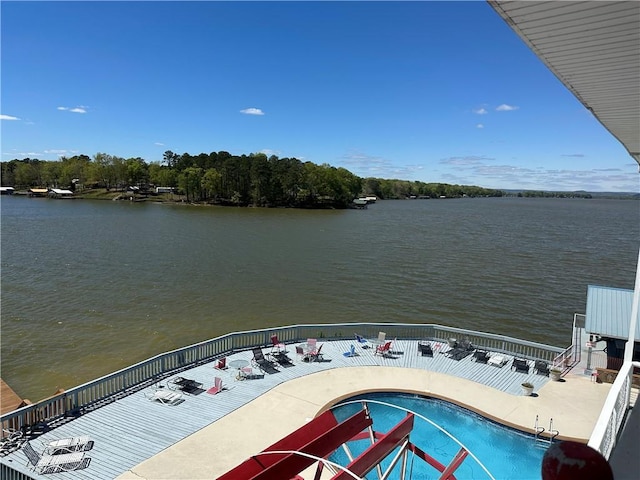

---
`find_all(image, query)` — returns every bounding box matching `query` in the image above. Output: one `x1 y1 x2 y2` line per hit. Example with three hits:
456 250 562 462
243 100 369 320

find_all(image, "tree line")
1 151 503 208
360 177 503 199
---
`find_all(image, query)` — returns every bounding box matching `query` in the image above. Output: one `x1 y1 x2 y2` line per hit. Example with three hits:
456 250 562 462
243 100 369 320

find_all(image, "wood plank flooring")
1 339 550 479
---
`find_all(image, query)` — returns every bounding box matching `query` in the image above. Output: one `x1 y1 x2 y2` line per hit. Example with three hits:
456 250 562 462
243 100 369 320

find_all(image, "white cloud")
441 155 493 166
340 150 423 179
496 104 519 111
240 107 265 115
58 105 88 113
476 123 484 129
473 108 488 115
154 142 165 146
13 151 43 157
438 154 637 192
1 114 20 120
44 149 68 155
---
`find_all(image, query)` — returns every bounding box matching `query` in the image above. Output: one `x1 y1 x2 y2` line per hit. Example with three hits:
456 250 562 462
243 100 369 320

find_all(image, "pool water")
329 393 548 480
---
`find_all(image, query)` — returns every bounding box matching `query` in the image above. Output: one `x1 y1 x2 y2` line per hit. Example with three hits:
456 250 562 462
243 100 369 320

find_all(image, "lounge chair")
473 349 490 364
488 354 507 367
252 347 280 374
512 358 530 373
145 388 184 405
306 338 318 353
389 337 404 355
168 377 203 395
271 350 295 367
449 349 473 361
1 428 24 455
43 435 93 454
377 332 386 343
534 360 551 376
214 357 227 370
355 334 370 348
343 344 358 357
375 341 392 357
306 343 325 362
23 441 88 474
446 341 474 361
418 342 433 357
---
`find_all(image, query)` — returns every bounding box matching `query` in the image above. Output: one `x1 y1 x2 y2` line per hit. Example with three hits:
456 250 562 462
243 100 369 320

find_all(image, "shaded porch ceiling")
488 1 640 166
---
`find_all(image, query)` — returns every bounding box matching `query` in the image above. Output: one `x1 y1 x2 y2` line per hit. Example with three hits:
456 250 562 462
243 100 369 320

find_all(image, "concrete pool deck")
117 365 612 479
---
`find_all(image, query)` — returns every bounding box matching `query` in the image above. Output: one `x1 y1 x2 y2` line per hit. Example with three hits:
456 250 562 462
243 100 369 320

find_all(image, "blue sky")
2 0 638 192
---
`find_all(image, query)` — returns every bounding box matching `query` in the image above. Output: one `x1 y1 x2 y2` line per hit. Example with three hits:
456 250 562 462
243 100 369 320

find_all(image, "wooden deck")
0 379 25 416
0 339 552 479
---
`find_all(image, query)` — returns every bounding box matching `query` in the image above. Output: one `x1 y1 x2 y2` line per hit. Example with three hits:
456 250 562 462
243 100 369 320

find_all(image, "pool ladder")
534 415 559 444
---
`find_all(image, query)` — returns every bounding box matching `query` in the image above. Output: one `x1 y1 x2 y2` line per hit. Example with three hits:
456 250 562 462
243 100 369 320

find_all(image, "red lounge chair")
375 341 392 356
306 344 324 362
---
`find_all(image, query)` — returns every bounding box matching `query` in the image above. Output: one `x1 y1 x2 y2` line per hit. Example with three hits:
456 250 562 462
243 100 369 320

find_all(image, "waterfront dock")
0 379 25 416
0 331 616 480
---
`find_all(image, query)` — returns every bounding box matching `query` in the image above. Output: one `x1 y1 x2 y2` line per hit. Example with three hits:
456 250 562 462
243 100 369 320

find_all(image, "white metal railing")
0 322 565 436
587 361 638 458
588 247 640 459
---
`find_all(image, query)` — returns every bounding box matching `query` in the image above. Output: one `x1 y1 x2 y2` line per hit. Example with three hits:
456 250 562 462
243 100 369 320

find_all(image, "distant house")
155 187 176 194
0 187 14 195
48 188 74 199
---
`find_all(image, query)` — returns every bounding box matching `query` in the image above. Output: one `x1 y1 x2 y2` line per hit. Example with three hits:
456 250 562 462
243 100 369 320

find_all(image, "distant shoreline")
4 188 638 205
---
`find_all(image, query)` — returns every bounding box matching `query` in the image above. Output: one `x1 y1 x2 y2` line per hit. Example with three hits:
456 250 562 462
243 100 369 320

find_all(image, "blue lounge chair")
355 334 370 348
343 344 358 357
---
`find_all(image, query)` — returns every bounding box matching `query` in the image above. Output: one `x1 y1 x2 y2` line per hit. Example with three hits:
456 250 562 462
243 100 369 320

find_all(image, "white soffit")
488 1 640 165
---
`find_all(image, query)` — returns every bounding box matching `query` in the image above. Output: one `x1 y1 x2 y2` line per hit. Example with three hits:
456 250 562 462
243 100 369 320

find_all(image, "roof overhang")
488 1 640 166
585 285 640 341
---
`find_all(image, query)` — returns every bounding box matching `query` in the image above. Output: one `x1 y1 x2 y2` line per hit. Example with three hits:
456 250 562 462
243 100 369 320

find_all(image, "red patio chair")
206 377 224 395
270 334 286 355
375 341 392 356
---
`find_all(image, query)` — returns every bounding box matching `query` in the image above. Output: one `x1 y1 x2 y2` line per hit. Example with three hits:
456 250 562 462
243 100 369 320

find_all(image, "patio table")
229 359 250 380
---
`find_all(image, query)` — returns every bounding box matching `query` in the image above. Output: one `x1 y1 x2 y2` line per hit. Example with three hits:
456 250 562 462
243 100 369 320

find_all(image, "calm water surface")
1 196 638 400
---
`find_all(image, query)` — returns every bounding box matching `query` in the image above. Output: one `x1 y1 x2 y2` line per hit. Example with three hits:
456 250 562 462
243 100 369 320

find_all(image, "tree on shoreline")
1 151 508 207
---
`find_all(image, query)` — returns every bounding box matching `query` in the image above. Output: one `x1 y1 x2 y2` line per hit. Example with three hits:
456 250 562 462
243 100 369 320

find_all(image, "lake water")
1 196 638 401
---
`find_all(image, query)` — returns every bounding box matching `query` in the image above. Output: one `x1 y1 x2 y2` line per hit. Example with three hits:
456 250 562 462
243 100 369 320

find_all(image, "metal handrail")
588 360 640 459
0 322 565 434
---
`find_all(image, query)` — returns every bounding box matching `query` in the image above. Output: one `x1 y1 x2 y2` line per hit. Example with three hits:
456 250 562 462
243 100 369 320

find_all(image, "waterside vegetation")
1 152 503 208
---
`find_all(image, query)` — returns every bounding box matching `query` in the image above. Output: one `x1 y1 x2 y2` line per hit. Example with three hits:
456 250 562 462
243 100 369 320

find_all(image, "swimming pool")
329 393 548 480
